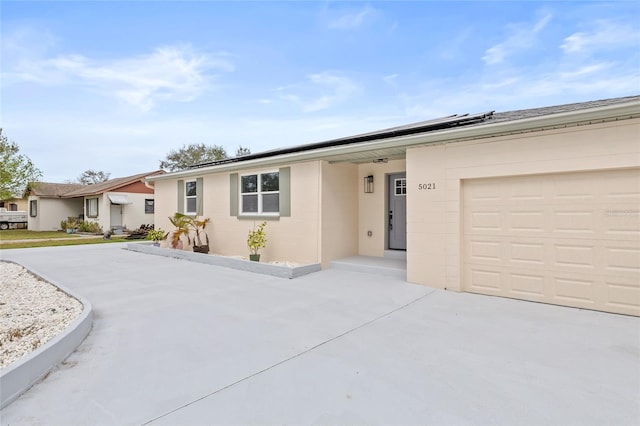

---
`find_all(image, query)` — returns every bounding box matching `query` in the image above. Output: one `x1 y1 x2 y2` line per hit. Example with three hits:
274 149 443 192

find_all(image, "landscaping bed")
126 242 321 279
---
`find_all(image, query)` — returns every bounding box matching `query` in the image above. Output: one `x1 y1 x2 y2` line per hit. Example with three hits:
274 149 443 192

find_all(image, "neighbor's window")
9 203 17 211
30 200 37 217
241 171 279 214
145 199 155 214
86 198 99 218
185 181 197 214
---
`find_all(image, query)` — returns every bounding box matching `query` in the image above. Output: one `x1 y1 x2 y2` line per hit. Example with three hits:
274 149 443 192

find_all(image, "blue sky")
2 1 639 182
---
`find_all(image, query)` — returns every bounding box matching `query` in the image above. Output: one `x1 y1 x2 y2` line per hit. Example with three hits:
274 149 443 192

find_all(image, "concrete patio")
1 243 638 425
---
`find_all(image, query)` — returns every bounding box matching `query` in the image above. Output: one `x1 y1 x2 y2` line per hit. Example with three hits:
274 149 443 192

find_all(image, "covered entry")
108 194 131 228
463 168 640 316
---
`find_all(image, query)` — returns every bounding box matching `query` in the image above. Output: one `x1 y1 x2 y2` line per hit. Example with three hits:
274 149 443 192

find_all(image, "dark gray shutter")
196 177 203 216
177 180 184 213
229 173 238 216
279 167 290 217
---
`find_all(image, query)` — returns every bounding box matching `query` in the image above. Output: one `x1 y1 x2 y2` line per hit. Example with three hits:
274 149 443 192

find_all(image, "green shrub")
77 220 103 234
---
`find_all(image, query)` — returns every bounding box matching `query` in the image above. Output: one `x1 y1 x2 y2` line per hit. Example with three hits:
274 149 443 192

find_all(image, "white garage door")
463 169 640 316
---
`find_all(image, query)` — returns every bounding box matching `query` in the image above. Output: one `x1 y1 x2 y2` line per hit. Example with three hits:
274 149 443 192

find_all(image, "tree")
160 143 227 171
0 129 42 200
235 146 251 157
77 170 110 185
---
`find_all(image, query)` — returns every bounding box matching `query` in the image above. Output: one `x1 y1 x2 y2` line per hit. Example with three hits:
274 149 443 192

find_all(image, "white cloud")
383 74 399 86
2 32 233 111
561 21 640 54
483 13 552 65
402 60 638 118
279 72 359 112
327 5 376 29
304 72 359 112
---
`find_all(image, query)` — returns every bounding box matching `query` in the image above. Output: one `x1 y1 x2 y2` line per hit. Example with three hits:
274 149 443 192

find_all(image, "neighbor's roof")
29 182 86 197
146 94 640 182
30 170 165 198
63 170 165 197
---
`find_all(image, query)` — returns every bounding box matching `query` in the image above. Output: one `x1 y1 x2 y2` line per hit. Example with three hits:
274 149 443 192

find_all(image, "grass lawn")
0 229 128 249
0 230 85 240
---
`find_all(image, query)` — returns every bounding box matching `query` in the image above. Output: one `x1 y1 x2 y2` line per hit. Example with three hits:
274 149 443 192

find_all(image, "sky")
2 1 639 183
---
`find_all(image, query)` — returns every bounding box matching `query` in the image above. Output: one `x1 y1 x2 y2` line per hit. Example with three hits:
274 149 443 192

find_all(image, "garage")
463 168 640 316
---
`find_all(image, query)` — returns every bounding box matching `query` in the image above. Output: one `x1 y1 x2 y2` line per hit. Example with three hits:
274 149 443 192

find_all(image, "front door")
110 204 122 227
388 173 407 250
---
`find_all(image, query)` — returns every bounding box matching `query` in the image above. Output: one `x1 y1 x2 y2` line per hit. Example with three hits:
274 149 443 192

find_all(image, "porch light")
364 175 374 193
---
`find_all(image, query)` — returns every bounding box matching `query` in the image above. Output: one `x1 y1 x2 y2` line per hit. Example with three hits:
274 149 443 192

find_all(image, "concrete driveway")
1 244 638 425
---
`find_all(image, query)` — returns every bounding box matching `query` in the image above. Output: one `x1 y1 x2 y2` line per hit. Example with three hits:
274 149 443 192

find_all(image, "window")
241 171 279 214
395 178 407 196
177 178 202 215
86 198 99 218
9 203 17 211
185 181 197 214
30 200 37 217
145 199 155 214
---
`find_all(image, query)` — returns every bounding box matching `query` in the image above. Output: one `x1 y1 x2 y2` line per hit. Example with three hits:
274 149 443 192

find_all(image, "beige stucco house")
0 197 28 212
147 96 639 316
28 171 164 232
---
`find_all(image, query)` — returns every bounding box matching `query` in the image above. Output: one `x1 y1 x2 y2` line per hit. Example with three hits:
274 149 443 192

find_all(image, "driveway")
1 244 638 425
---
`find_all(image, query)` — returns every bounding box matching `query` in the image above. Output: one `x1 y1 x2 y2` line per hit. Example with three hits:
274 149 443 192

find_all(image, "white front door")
110 204 122 227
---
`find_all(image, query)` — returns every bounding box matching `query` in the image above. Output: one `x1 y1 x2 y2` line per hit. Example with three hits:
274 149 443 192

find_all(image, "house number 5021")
418 183 436 190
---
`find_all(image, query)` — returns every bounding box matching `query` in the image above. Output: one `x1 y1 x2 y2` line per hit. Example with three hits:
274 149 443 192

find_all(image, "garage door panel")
463 168 640 316
468 239 502 262
468 268 503 292
604 242 640 277
509 272 545 298
509 210 545 233
553 209 598 236
604 277 640 315
552 241 597 271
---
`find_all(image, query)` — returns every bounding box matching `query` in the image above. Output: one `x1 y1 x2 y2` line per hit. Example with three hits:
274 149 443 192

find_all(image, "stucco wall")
320 161 359 268
406 118 640 291
154 161 322 265
28 197 83 231
116 192 155 229
357 159 406 257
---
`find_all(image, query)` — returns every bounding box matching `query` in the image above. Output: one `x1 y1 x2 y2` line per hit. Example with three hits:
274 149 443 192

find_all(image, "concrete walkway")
1 244 638 425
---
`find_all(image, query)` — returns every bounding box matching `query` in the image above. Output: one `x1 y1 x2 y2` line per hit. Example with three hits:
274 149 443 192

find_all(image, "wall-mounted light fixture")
364 175 374 193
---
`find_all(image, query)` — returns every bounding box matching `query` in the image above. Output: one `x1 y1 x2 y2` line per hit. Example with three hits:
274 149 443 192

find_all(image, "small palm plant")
165 213 191 249
247 221 267 261
188 216 211 253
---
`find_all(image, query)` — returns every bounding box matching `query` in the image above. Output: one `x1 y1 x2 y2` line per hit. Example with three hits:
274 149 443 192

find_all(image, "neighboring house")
146 96 640 316
28 171 164 232
0 197 28 212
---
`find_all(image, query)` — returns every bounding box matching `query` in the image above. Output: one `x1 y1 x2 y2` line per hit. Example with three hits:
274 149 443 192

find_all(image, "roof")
63 170 165 197
191 95 640 170
29 182 86 197
30 170 165 198
477 95 640 125
146 95 640 182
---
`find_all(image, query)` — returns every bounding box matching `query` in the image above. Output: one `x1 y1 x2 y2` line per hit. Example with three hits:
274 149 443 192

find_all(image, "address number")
418 183 436 190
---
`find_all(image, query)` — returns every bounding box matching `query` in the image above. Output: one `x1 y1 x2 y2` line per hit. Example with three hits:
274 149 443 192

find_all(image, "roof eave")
146 100 640 182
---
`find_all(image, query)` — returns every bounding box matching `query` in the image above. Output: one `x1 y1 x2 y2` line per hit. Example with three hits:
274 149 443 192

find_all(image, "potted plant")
164 213 190 249
146 229 165 247
62 217 79 234
187 217 211 254
247 221 267 261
